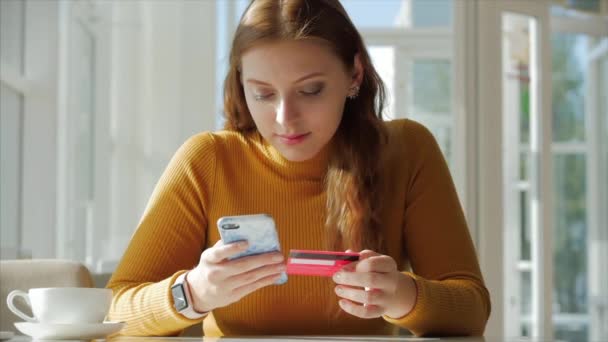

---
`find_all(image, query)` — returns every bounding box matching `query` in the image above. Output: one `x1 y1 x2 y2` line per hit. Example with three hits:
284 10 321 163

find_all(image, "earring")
347 85 360 100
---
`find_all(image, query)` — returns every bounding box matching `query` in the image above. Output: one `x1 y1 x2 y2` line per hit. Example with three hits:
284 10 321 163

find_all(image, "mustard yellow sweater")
107 119 490 337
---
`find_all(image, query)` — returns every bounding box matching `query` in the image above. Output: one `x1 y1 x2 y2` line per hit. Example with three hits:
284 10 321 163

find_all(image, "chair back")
0 259 94 331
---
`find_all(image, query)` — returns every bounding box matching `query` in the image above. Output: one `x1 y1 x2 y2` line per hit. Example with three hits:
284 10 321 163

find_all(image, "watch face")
171 283 188 311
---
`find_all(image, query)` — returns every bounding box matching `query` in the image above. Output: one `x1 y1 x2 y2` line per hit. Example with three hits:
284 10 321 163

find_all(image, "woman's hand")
186 240 286 313
332 250 417 319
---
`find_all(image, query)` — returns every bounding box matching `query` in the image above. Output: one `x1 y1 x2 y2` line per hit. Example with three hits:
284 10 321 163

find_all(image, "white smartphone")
216 214 287 285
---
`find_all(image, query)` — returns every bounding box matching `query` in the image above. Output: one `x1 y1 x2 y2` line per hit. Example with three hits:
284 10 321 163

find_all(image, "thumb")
359 249 380 260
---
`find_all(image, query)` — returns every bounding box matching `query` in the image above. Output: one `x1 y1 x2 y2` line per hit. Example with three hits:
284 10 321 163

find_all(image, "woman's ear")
351 53 364 88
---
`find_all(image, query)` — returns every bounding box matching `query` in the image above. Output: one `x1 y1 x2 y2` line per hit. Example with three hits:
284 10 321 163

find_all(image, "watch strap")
172 272 207 320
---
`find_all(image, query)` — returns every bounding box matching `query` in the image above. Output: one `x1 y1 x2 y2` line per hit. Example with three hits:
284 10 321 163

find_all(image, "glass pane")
230 0 453 28
565 0 601 13
410 0 452 27
552 34 589 142
520 73 531 144
68 21 96 261
603 55 608 183
553 154 588 342
520 270 532 337
425 123 452 165
0 83 23 259
604 56 608 201
409 59 453 168
412 60 451 114
342 0 452 28
368 46 395 120
520 151 528 181
551 2 602 16
0 0 24 73
602 57 608 342
72 22 95 199
436 125 452 166
520 190 531 261
503 13 533 143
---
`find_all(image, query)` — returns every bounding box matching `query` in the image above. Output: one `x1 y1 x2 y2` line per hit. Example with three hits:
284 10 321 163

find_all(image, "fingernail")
238 241 248 248
333 272 341 281
335 286 342 294
272 254 284 262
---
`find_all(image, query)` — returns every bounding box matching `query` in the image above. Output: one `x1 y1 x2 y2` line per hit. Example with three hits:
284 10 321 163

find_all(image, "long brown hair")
223 0 388 253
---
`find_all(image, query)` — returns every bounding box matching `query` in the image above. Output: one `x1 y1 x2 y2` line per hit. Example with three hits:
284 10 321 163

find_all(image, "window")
410 59 453 166
0 0 25 72
216 1 458 181
550 12 607 342
62 5 98 263
1 4 604 339
368 46 396 120
354 1 459 189
553 0 603 14
551 32 590 342
343 0 452 28
1 0 26 259
501 3 608 340
501 12 540 338
0 0 62 260
0 84 24 259
56 0 102 266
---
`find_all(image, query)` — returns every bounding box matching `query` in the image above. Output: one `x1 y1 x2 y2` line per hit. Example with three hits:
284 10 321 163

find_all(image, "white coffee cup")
6 287 112 324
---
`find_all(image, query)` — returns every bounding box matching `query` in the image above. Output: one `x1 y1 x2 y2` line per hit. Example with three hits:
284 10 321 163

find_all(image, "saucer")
14 321 125 340
0 331 15 341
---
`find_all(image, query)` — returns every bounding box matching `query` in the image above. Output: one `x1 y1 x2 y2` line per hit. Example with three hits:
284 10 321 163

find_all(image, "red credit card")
286 249 360 277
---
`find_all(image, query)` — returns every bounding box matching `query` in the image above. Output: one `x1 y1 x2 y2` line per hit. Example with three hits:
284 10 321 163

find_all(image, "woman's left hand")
332 250 417 319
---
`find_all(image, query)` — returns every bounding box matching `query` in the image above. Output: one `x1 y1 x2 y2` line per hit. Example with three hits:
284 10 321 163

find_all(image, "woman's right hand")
185 240 286 313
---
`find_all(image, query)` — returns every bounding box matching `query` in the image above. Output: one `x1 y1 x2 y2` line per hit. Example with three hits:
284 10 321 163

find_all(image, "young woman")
107 0 490 337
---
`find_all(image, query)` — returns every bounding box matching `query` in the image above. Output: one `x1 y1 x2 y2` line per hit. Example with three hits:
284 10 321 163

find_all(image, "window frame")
552 14 606 261
548 11 606 342
55 0 113 269
475 0 555 338
0 0 28 259
492 1 607 339
0 0 62 260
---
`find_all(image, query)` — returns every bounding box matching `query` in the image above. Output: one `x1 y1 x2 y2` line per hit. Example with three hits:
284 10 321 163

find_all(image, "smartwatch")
171 272 207 319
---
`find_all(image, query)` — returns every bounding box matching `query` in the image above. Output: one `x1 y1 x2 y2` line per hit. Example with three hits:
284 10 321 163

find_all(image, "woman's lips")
276 132 311 145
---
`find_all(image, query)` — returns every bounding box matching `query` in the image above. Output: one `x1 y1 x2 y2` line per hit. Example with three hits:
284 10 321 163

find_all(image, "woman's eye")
301 86 323 96
253 93 273 101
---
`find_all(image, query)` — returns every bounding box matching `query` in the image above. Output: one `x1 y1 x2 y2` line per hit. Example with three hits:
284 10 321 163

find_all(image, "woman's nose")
275 97 299 125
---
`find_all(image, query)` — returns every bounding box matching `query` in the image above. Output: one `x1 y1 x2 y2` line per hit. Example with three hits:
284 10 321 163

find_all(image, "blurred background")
0 0 606 341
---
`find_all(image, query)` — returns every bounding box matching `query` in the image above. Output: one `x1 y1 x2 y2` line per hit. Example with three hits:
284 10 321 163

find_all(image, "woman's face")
240 39 362 162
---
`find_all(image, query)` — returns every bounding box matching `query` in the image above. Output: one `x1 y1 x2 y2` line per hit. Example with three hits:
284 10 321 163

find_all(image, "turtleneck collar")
251 131 331 182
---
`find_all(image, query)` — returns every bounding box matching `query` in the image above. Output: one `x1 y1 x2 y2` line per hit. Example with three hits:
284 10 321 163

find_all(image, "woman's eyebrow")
245 71 326 86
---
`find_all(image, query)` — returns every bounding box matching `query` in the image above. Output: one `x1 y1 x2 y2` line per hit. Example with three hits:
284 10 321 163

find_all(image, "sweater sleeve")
106 132 216 336
383 120 491 336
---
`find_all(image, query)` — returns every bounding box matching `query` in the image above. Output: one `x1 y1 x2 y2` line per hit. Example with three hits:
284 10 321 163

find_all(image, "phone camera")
221 223 240 230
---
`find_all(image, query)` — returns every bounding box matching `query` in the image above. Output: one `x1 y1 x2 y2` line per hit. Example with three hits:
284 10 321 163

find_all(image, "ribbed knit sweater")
107 119 490 337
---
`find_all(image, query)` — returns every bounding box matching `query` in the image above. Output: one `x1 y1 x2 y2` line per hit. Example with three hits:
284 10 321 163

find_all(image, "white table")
3 333 571 342
109 336 566 342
